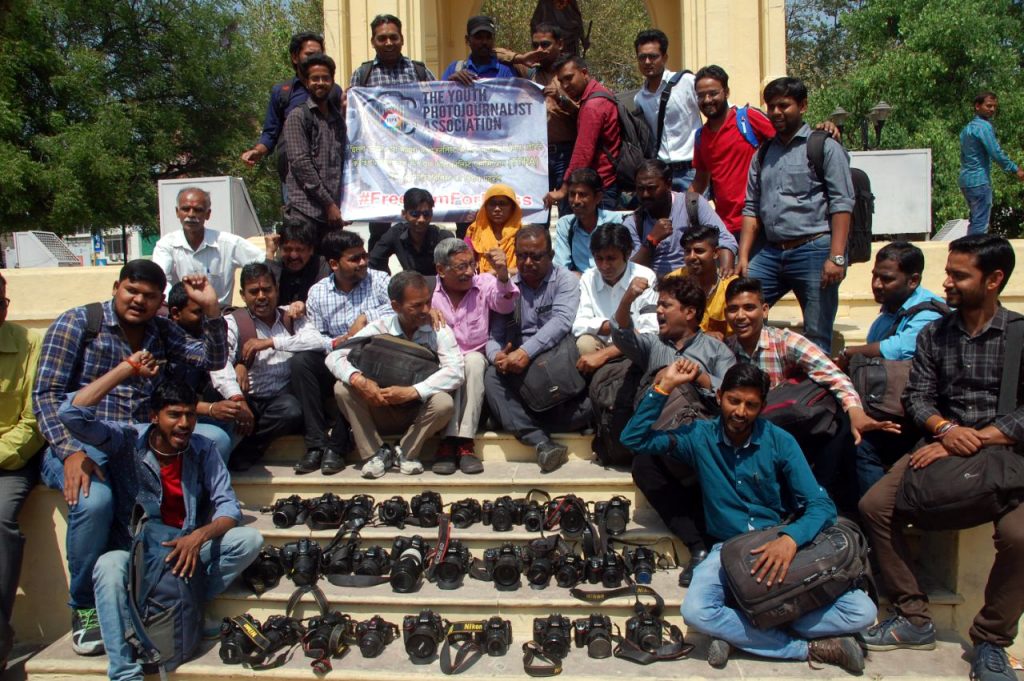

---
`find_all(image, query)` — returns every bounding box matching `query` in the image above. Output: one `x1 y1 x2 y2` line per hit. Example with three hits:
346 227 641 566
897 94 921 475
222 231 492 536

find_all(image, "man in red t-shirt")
689 65 775 236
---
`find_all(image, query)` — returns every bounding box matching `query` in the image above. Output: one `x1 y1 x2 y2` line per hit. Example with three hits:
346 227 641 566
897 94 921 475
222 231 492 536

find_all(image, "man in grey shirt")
736 77 854 352
483 226 590 473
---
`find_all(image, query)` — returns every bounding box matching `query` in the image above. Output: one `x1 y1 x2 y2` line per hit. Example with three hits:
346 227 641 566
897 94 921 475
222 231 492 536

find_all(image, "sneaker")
706 638 731 669
294 448 323 475
361 445 393 479
536 440 568 473
679 549 708 588
457 440 483 474
807 636 865 674
202 614 223 640
971 642 1017 681
71 608 104 656
432 439 458 475
320 448 346 475
859 613 936 651
396 446 424 475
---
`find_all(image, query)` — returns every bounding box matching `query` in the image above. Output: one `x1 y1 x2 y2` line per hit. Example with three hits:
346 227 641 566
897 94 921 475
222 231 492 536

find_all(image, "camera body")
624 546 656 585
483 542 529 589
625 611 664 653
410 490 443 527
554 553 586 588
344 494 375 529
260 615 305 658
403 610 446 661
482 495 520 532
218 614 262 664
307 492 346 530
585 550 625 588
532 613 572 660
241 545 284 594
390 535 429 593
354 616 398 658
449 498 482 529
352 545 391 576
431 539 471 590
573 614 613 659
320 535 358 580
593 496 631 535
545 495 587 535
525 537 559 588
304 611 351 660
379 496 410 528
268 495 308 528
483 616 513 656
280 538 322 587
518 499 545 533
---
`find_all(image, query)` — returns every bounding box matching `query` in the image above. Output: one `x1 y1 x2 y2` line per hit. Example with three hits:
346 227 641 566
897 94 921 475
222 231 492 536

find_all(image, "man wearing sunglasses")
369 188 454 275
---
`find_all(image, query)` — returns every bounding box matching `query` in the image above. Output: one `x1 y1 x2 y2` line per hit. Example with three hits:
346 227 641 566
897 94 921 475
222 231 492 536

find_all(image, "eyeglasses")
0 298 9 309
532 40 553 48
407 210 432 219
515 251 550 263
636 53 662 62
446 261 475 273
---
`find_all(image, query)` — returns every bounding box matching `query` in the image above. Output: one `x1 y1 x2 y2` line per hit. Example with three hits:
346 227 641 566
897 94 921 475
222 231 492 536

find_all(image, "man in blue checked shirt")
958 91 1024 235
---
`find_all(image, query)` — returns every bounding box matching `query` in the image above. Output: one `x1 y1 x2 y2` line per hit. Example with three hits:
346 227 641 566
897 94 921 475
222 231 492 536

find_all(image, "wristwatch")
829 254 847 267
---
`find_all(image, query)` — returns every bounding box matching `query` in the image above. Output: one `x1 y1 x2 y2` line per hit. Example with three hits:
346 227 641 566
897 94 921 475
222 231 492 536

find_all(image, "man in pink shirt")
544 54 622 211
431 238 519 474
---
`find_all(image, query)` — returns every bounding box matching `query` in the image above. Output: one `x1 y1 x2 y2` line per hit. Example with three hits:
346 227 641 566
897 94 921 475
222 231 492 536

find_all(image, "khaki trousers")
334 383 453 460
446 351 486 439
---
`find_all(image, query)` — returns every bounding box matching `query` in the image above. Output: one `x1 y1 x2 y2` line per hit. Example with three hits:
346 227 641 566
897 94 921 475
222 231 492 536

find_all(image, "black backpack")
757 130 874 263
351 59 430 86
271 80 344 183
582 90 653 192
336 334 440 388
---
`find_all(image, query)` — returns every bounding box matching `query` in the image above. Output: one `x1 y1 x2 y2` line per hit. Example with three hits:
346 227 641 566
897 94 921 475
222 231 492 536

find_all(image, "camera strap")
612 621 693 665
440 623 488 675
425 514 453 582
522 641 563 676
569 584 665 618
250 617 306 671
467 557 492 582
301 615 350 674
611 536 681 569
325 573 390 587
230 614 272 656
285 584 330 619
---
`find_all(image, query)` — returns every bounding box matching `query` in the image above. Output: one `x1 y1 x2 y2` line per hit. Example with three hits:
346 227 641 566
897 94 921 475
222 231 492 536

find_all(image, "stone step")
26 630 975 680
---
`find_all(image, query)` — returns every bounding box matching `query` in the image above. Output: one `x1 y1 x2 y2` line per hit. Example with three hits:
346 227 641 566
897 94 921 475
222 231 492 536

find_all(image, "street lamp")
860 100 893 150
828 106 850 140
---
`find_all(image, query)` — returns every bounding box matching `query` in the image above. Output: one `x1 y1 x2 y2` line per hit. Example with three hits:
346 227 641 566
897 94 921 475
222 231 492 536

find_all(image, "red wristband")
124 358 142 375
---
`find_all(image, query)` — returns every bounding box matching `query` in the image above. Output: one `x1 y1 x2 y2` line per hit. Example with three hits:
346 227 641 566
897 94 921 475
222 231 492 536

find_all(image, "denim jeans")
670 162 696 192
92 526 263 681
962 184 993 235
40 447 114 610
548 142 574 219
194 420 235 465
681 544 877 660
747 234 838 352
599 184 620 211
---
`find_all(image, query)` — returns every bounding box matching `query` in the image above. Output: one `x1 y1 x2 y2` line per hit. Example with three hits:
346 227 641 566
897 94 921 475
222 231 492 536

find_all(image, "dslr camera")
482 542 529 589
220 614 304 666
585 550 625 588
624 546 657 585
593 496 631 535
625 610 667 653
306 492 346 530
320 534 358 580
525 537 560 589
265 495 308 528
403 610 446 661
532 613 573 660
518 499 545 533
449 498 482 529
545 495 588 535
446 617 513 657
354 616 398 658
352 545 391 577
573 614 613 659
411 490 443 527
303 611 351 663
390 535 429 593
481 495 520 532
378 495 410 528
343 494 375 529
280 538 322 587
554 552 586 588
431 539 472 590
241 545 284 594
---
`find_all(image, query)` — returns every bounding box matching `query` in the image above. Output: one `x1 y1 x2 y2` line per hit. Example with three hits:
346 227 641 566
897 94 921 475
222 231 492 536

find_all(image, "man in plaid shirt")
859 235 1024 681
32 260 227 656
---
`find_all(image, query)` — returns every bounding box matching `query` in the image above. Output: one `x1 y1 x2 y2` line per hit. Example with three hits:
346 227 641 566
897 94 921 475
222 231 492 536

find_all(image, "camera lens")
359 631 385 658
605 510 627 535
639 628 660 652
544 633 570 660
492 508 513 532
588 632 612 659
272 506 296 528
406 633 438 660
526 558 552 587
560 507 586 535
492 556 520 588
434 559 464 589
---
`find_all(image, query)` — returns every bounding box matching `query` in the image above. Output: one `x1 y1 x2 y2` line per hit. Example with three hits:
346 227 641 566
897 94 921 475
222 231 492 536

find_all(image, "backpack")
630 189 703 243
756 130 875 263
583 89 654 192
654 70 692 151
229 308 294 369
125 510 205 675
694 104 761 151
337 334 440 388
848 299 950 420
720 517 874 629
761 377 840 440
352 59 430 86
271 80 344 183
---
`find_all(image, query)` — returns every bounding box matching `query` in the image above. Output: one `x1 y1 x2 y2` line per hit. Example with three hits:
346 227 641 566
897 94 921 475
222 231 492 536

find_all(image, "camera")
352 545 391 577
532 613 572 660
624 547 656 585
593 496 631 535
411 490 443 527
320 534 358 580
303 611 351 662
280 538 322 587
449 498 482 529
545 495 588 535
574 614 613 659
482 496 519 532
403 610 446 661
354 616 398 658
241 545 284 594
306 492 346 530
554 553 586 588
379 496 410 528
344 494 375 530
390 535 429 593
519 499 545 533
585 551 625 588
625 611 665 653
483 616 513 656
258 615 306 660
525 537 559 588
219 614 262 664
483 542 528 589
431 539 472 590
266 495 308 528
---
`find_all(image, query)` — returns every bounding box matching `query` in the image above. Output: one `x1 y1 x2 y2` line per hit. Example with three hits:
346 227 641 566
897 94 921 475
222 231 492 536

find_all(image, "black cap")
467 15 496 36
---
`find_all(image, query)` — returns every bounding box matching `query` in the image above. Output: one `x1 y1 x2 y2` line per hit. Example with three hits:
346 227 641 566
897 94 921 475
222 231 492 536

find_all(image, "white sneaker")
361 447 391 479
395 446 423 475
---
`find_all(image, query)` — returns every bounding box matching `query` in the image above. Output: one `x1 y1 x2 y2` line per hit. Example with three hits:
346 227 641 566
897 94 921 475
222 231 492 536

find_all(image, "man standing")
328 271 463 479
552 168 624 273
737 77 855 353
859 235 1024 681
0 274 44 670
152 187 264 308
283 52 346 244
632 29 702 190
958 91 1024 235
264 218 331 311
544 55 621 210
442 15 517 85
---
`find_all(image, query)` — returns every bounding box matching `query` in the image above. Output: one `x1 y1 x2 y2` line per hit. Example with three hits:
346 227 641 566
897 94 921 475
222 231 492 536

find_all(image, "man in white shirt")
210 263 322 470
574 223 658 376
632 29 701 190
152 187 265 307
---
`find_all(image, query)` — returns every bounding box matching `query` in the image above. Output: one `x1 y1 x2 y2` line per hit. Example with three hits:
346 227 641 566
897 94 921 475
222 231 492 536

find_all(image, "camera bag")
506 299 586 412
720 517 873 630
338 334 440 388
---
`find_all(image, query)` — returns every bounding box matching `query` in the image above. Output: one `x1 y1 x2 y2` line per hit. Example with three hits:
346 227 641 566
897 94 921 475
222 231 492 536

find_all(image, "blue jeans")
194 420 235 465
548 142 574 220
670 162 696 192
747 234 838 352
962 184 993 235
599 184 620 211
681 544 877 660
40 447 114 610
92 526 263 681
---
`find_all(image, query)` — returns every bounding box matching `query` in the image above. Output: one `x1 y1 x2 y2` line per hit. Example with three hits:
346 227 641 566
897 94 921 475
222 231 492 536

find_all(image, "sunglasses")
407 210 432 219
532 40 553 48
637 53 662 62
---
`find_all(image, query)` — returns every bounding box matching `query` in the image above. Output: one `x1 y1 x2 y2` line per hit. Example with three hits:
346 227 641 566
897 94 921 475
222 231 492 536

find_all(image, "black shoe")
228 450 262 472
859 613 936 651
706 638 731 669
971 642 1017 681
808 636 865 674
679 549 708 587
294 448 323 474
536 440 568 473
320 448 345 475
71 608 104 656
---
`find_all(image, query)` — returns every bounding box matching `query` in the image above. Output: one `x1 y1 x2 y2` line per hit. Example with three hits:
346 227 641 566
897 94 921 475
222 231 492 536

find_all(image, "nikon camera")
573 614 613 659
403 610 446 661
532 613 573 660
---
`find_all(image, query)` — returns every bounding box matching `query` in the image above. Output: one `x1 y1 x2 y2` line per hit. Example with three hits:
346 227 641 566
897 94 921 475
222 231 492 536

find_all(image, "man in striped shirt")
958 91 1024 235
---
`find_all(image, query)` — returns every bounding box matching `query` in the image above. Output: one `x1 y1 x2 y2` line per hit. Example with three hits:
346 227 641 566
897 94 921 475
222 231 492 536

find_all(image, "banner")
341 79 549 223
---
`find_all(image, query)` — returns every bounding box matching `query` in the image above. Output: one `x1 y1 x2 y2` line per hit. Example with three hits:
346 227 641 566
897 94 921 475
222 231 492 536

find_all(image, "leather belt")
769 232 828 251
668 161 693 172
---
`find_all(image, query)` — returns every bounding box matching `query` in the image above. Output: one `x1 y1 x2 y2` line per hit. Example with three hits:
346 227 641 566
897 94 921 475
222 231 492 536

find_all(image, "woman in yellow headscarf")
464 184 523 274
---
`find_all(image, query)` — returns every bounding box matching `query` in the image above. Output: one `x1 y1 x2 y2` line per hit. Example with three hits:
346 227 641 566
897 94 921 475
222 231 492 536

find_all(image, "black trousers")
289 350 351 452
483 365 591 448
232 391 303 465
631 454 712 553
0 461 38 658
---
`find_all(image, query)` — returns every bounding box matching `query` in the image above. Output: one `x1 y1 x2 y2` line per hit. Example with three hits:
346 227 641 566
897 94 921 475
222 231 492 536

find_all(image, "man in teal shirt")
959 91 1024 235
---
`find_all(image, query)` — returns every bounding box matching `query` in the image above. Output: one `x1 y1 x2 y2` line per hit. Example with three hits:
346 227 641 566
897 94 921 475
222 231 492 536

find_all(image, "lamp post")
828 106 850 142
860 100 893 149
